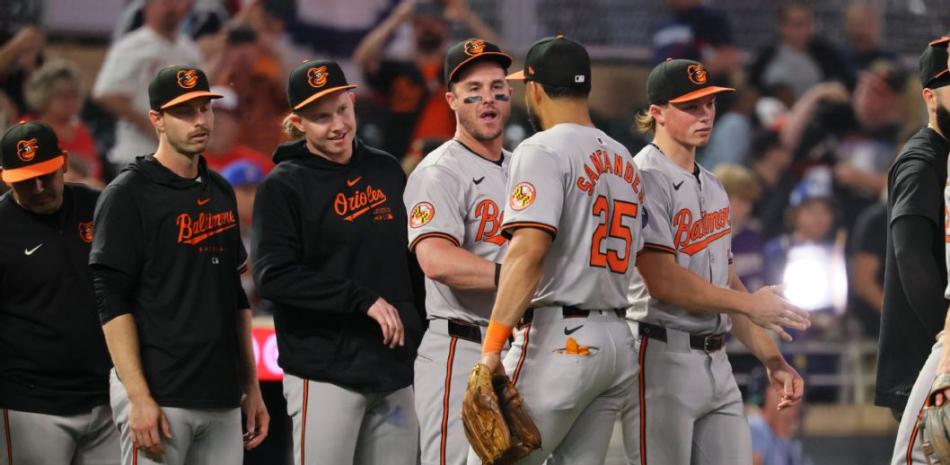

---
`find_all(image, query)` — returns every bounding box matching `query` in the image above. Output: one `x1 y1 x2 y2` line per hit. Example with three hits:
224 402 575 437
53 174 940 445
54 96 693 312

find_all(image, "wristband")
483 319 512 355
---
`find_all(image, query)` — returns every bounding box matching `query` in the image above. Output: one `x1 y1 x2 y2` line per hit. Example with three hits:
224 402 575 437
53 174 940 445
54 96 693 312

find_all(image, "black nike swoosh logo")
473 177 485 185
564 325 584 335
673 181 685 191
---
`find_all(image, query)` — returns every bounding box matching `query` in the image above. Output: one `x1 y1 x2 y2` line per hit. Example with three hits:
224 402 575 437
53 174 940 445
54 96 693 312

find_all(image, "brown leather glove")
461 363 541 464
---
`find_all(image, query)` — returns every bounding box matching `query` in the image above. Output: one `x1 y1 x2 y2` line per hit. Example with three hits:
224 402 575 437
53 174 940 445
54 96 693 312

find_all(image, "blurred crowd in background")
0 0 943 416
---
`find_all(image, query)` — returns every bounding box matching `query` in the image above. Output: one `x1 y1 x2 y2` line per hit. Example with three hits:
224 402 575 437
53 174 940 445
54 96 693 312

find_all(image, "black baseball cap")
287 60 356 111
444 38 512 84
148 65 222 111
647 59 734 105
919 36 950 89
1 121 65 183
507 35 591 92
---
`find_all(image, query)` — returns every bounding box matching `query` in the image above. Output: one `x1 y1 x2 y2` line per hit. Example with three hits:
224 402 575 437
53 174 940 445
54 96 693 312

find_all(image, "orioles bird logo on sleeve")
409 202 435 228
16 138 38 162
509 182 536 211
177 69 199 89
686 64 708 85
464 39 486 56
307 66 329 88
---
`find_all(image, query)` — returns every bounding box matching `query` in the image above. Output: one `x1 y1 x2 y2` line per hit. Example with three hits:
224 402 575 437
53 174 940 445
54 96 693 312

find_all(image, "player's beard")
526 99 541 132
936 101 950 140
459 113 503 142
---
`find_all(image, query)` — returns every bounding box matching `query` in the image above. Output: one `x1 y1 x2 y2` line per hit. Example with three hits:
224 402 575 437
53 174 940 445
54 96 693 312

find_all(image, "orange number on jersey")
590 195 638 273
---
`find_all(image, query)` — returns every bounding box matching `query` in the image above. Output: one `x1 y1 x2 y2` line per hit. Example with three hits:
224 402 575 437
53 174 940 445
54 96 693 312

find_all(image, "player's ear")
148 110 164 133
923 88 937 114
61 151 69 175
445 84 459 111
649 104 665 127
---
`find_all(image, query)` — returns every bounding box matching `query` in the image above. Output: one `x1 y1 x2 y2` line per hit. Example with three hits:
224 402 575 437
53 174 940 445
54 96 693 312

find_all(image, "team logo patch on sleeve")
509 182 536 211
409 202 435 228
78 221 94 243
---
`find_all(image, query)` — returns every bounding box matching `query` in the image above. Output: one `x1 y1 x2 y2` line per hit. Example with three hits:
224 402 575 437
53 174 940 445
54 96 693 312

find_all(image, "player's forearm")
638 252 752 316
102 314 152 401
352 13 402 73
416 238 497 290
487 230 549 328
236 308 261 393
731 313 783 365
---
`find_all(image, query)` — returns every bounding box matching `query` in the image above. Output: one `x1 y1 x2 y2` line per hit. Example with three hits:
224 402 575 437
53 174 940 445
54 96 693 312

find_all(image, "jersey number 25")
590 195 638 273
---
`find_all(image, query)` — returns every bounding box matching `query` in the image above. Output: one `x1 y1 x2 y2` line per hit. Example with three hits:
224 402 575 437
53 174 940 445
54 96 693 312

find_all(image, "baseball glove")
920 373 950 464
461 363 541 465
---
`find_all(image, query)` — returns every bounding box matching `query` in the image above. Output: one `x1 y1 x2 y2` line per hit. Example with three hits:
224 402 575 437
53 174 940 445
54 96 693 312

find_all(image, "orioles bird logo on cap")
464 39 486 56
307 66 329 88
686 64 708 85
177 69 199 89
16 138 38 162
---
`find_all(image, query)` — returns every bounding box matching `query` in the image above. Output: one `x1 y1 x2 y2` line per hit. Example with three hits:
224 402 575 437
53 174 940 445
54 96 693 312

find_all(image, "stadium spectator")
748 2 853 100
204 87 275 175
747 369 813 465
701 88 757 169
841 1 893 74
23 59 103 182
651 0 741 79
92 0 201 168
0 25 45 117
353 0 499 159
63 153 106 190
749 130 796 239
221 159 266 312
716 164 765 292
780 61 906 230
763 173 845 337
848 195 886 338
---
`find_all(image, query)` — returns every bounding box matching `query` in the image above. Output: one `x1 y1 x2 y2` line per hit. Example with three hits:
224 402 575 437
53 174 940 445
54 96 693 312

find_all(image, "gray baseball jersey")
628 144 733 334
404 139 511 323
500 123 644 309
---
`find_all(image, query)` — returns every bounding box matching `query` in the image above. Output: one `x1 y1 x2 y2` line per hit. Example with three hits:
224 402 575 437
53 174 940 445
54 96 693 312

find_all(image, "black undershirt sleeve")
92 265 135 324
891 215 947 332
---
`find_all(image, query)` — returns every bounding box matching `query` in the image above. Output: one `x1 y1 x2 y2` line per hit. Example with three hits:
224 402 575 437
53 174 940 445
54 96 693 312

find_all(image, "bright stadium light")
781 243 847 314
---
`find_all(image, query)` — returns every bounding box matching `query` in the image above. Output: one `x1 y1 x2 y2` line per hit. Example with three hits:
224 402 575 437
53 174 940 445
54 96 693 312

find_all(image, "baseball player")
90 66 269 465
404 38 512 465
473 35 643 465
888 36 950 465
0 121 118 464
620 58 809 465
252 60 423 465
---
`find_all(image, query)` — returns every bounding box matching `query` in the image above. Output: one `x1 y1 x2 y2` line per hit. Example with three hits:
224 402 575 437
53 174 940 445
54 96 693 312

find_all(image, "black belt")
520 306 625 326
637 322 725 352
447 320 482 344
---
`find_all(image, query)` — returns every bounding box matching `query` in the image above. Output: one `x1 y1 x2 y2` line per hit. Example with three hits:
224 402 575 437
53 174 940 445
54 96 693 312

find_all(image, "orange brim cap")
160 91 224 110
292 85 357 111
668 86 736 104
506 70 526 81
1 154 65 183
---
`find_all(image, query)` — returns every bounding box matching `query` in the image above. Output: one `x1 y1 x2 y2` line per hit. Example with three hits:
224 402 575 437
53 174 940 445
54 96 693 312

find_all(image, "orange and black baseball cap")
1 121 66 183
148 65 222 111
919 36 950 89
507 35 591 93
444 38 512 84
287 60 356 111
647 59 734 105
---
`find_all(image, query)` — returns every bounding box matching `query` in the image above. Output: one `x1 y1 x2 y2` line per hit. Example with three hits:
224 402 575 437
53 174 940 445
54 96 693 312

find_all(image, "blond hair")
282 113 304 140
713 164 761 201
25 59 83 113
635 109 656 134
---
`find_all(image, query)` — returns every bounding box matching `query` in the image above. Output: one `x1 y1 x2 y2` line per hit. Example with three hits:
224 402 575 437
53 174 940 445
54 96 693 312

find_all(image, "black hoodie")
90 155 247 409
0 184 111 415
252 139 423 392
876 127 950 411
